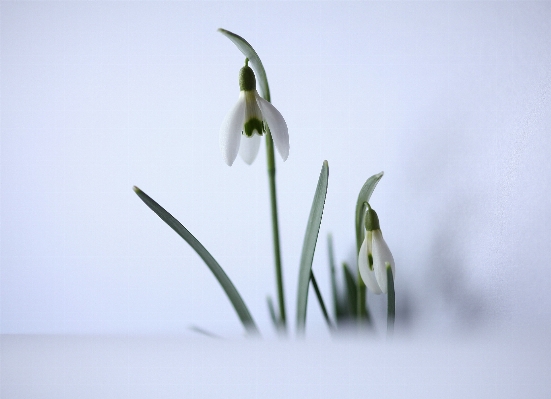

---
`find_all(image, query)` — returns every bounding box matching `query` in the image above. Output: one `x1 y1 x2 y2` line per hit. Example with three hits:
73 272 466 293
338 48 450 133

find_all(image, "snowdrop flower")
358 204 395 294
219 59 289 166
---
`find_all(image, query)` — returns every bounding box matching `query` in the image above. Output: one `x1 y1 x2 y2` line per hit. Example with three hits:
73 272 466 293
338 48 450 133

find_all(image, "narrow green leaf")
357 276 367 322
189 326 221 339
342 263 358 317
387 263 395 335
296 161 329 334
310 271 334 331
266 296 279 330
133 186 259 335
327 234 344 321
218 28 271 102
355 171 384 251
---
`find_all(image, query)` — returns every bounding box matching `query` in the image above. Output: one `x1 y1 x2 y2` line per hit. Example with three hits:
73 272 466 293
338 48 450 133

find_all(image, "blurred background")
2 1 550 338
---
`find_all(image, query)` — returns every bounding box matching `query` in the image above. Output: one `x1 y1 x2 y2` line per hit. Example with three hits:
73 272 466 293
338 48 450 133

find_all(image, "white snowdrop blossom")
358 204 395 294
219 60 289 166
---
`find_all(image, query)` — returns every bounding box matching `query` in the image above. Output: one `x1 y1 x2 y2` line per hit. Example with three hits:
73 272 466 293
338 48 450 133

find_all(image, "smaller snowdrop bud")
358 203 395 294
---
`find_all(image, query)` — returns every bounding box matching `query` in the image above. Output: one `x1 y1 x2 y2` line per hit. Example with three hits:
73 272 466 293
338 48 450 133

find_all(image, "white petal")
358 236 382 294
372 230 395 294
219 93 245 166
256 94 289 161
239 134 261 165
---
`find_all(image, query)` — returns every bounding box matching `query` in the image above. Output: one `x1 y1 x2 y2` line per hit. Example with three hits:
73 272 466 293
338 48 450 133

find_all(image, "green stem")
266 296 279 330
387 264 395 336
310 271 333 331
327 235 341 321
355 205 371 327
356 274 373 329
266 129 286 330
342 262 357 317
357 276 367 323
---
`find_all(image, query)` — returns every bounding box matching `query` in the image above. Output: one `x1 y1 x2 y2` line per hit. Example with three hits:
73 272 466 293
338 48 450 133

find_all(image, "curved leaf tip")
218 27 270 101
355 171 385 251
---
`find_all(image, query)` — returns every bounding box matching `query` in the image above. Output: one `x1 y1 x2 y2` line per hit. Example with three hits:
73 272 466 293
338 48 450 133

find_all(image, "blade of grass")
189 326 221 339
342 263 358 318
296 161 329 334
133 186 259 335
266 296 281 332
310 271 334 331
357 279 367 324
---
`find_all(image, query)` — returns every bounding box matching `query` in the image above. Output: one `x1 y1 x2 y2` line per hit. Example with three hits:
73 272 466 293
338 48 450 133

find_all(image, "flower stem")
355 209 371 328
357 276 367 323
327 235 342 322
386 263 395 335
266 129 286 330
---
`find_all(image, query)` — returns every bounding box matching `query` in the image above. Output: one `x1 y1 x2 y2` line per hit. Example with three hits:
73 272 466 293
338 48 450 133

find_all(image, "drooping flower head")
358 203 395 294
220 59 289 166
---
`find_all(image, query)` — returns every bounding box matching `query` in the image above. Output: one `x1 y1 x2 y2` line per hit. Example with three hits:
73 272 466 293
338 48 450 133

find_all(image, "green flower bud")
364 204 380 231
239 60 256 92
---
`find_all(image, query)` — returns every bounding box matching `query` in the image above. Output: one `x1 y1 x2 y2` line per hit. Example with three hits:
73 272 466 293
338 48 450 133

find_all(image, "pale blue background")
2 1 550 337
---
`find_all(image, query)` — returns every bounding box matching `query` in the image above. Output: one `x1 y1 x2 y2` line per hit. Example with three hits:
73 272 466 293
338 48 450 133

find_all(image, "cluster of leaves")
134 165 386 336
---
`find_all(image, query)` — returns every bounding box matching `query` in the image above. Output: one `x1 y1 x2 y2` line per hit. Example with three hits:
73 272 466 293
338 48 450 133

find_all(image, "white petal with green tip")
257 94 289 161
358 235 382 294
372 230 395 294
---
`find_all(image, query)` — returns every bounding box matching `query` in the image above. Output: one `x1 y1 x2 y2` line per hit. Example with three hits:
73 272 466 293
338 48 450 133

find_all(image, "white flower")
358 205 395 294
219 61 289 166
